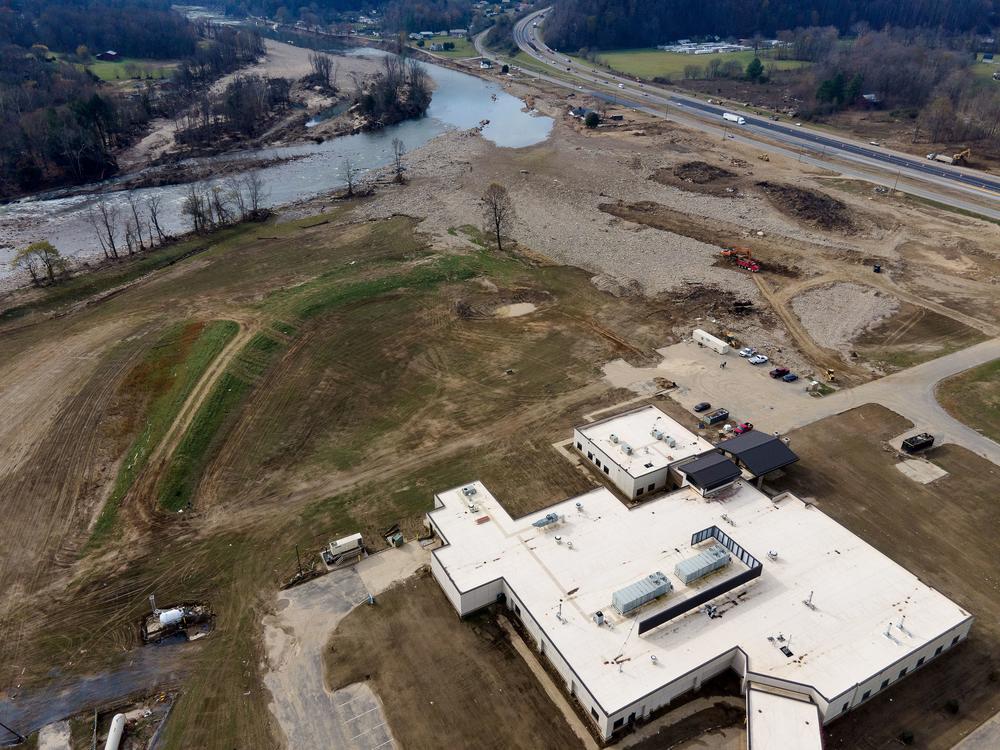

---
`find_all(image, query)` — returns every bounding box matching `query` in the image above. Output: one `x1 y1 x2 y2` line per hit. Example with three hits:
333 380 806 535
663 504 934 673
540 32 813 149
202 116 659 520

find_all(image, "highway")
482 9 1000 218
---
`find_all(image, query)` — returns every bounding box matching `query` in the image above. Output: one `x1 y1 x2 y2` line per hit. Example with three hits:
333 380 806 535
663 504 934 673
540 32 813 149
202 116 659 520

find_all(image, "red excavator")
720 246 760 272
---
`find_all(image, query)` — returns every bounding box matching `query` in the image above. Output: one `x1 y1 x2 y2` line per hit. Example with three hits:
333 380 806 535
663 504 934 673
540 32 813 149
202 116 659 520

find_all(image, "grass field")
84 57 177 81
412 35 475 58
590 48 810 80
937 358 1000 442
973 54 999 79
91 319 239 541
854 303 987 372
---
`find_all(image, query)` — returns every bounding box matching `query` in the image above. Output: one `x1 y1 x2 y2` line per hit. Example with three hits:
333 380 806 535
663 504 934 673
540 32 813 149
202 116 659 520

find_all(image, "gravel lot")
791 282 899 354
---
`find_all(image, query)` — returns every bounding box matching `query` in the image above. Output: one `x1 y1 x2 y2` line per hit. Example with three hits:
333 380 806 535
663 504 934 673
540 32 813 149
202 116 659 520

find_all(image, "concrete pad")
263 568 397 750
37 721 71 750
954 709 1000 749
895 459 948 484
356 541 429 596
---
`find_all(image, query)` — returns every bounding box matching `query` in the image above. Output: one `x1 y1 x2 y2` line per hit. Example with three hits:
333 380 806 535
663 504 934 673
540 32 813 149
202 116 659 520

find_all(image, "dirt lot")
325 570 584 749
755 181 856 232
776 404 1000 749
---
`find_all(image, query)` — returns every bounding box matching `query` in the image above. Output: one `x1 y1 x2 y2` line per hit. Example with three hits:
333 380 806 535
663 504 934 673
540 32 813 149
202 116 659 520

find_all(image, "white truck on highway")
722 112 746 125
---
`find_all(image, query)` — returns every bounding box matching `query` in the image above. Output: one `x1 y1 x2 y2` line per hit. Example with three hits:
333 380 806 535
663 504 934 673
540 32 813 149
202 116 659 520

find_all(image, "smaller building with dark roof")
676 451 741 495
718 431 798 481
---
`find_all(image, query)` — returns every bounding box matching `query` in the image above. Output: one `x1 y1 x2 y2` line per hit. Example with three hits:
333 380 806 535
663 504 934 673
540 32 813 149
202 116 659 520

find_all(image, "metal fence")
637 526 762 635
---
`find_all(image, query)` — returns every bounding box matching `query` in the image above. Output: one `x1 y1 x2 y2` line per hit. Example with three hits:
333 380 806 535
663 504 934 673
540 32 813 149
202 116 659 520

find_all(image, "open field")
3 69 1000 749
937 359 1000 443
589 48 809 80
777 404 1000 749
413 35 476 58
326 570 584 749
82 58 177 81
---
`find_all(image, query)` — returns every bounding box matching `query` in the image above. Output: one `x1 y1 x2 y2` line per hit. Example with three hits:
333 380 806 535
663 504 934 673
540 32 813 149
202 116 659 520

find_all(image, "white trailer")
722 112 746 124
693 328 730 354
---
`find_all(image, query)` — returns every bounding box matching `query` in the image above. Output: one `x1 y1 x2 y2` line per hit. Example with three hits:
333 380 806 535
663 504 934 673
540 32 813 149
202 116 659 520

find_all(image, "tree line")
355 55 432 129
544 0 999 51
0 3 265 199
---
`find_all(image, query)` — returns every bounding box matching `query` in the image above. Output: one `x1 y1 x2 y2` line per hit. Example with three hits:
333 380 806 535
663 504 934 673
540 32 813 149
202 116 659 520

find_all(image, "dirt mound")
755 181 855 232
672 161 737 184
650 161 742 196
591 274 642 298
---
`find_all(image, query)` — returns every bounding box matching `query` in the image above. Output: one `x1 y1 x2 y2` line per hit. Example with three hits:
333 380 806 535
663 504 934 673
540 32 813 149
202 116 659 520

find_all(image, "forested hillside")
545 0 999 50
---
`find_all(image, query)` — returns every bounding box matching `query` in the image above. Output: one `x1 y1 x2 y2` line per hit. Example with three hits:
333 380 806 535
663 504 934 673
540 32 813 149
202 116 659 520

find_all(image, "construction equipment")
737 257 761 272
757 153 770 161
825 368 836 383
720 246 752 259
953 148 971 164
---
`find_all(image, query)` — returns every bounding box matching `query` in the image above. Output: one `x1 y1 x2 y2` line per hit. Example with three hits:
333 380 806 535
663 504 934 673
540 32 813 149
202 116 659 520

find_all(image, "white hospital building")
426 408 973 747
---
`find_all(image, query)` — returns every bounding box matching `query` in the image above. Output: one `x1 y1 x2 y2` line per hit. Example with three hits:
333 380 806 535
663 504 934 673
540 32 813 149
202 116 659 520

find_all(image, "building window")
899 667 908 679
577 442 583 450
917 657 925 667
842 702 848 714
514 604 521 616
648 483 655 491
591 707 599 721
604 466 610 475
613 718 624 729
952 635 960 646
862 690 871 701
881 679 890 690
636 487 644 496
595 459 601 467
935 645 943 656
587 452 593 460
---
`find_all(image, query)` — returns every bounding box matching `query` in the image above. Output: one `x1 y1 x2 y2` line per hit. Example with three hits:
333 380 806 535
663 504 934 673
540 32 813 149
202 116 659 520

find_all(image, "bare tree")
145 194 167 244
309 52 334 89
226 176 247 221
123 221 137 256
125 191 146 251
210 185 231 226
90 200 120 259
343 157 356 197
182 184 208 233
391 137 406 183
481 183 515 253
242 172 268 216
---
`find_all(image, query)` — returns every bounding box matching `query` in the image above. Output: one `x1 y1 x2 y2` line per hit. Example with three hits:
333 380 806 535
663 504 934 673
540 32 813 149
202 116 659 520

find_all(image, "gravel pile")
791 282 899 353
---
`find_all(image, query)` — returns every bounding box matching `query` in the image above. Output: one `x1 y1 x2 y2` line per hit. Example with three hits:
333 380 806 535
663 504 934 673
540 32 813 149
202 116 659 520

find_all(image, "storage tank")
104 713 125 750
158 608 185 627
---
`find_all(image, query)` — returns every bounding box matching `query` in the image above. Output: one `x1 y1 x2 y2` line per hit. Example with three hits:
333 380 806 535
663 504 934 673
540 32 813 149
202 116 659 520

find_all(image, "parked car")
782 373 799 382
769 367 790 378
748 354 769 365
733 421 754 434
693 402 711 412
738 346 756 357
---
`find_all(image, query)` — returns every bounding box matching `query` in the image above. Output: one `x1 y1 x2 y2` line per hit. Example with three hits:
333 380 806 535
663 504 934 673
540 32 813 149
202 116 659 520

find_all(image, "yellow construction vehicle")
953 148 971 164
757 153 770 161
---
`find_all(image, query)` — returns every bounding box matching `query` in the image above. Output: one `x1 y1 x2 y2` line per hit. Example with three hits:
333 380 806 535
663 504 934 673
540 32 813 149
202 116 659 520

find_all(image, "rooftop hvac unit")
462 485 477 496
610 433 620 444
675 544 730 585
532 512 559 528
623 443 633 455
594 610 605 625
663 435 677 448
651 428 664 440
612 571 672 615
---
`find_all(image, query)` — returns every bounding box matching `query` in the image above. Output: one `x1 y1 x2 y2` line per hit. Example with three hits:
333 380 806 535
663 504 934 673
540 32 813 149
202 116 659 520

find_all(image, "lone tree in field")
391 137 406 183
342 157 356 197
481 182 515 252
745 56 764 83
11 240 65 285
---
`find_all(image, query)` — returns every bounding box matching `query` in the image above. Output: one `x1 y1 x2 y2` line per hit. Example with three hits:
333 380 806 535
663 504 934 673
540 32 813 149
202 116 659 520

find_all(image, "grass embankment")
0 224 258 324
937 359 1000 442
155 253 484 511
591 48 809 80
90 319 239 543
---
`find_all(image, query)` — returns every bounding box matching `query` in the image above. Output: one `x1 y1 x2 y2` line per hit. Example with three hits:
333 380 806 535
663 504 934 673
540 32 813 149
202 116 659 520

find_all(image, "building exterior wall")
573 428 670 500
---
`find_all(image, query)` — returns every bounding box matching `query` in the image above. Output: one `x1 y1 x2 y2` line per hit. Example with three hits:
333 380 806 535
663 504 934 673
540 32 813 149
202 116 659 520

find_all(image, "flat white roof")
747 689 822 750
577 405 714 476
431 481 970 716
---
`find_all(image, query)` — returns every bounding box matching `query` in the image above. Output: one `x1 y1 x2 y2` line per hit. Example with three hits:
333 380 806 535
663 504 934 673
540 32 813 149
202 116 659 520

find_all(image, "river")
0 47 552 279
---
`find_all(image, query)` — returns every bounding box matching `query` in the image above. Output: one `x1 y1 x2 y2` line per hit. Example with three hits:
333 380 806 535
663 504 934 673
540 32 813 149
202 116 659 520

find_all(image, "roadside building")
428 480 972 744
717 431 798 484
573 405 716 499
96 50 120 61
